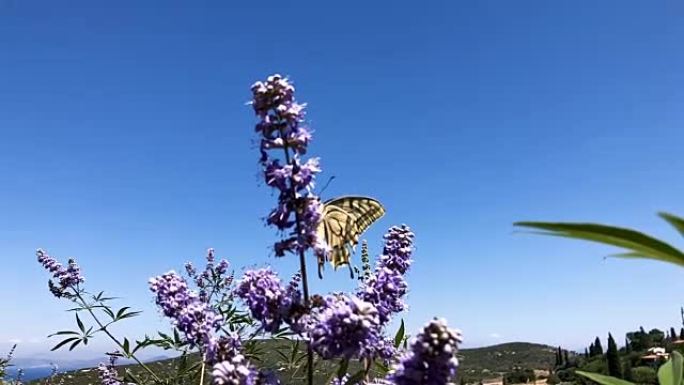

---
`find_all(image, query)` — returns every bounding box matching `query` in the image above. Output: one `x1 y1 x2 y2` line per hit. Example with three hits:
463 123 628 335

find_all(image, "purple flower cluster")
97 357 123 385
36 249 85 298
330 374 349 385
234 268 306 333
251 74 327 259
387 318 462 385
185 249 232 293
208 333 243 365
211 355 281 385
309 295 381 359
149 271 222 357
212 354 255 385
358 225 414 324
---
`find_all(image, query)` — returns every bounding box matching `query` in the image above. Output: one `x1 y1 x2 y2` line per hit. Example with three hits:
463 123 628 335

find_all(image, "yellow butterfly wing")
317 196 385 272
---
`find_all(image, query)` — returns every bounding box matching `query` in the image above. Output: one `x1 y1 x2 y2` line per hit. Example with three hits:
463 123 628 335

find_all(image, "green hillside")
26 341 556 385
459 342 556 382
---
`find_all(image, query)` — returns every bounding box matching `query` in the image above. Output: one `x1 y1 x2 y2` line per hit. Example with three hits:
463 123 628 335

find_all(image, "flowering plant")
34 75 462 385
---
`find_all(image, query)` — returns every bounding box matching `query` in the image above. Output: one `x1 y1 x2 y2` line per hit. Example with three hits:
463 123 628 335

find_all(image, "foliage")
606 334 621 378
0 346 15 381
573 342 683 385
503 368 535 384
515 212 684 268
547 372 561 384
628 367 656 385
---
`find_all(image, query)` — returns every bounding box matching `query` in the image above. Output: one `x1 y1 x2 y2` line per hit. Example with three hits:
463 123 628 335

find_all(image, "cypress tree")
594 337 604 356
554 347 560 366
557 346 563 366
564 350 569 366
589 342 595 357
680 328 684 340
624 358 634 382
671 328 677 341
607 333 622 378
584 348 589 358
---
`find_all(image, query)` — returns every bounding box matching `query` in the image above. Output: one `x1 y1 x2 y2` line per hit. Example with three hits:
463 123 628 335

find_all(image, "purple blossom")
387 318 462 385
234 269 305 333
379 226 414 275
211 355 256 385
309 295 380 359
149 271 221 353
251 74 325 259
185 249 233 299
358 225 415 324
369 337 397 362
97 357 123 385
185 262 197 278
37 249 85 298
330 374 349 385
206 333 244 366
211 350 281 385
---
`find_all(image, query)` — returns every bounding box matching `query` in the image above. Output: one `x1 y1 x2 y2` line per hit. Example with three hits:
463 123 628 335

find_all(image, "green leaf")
658 352 684 385
659 213 684 239
374 360 390 375
514 221 684 267
674 351 684 385
122 338 130 356
51 337 80 351
336 358 350 380
115 307 130 320
76 313 85 333
48 330 80 337
177 353 188 374
102 307 115 320
394 319 406 348
291 340 300 363
123 369 142 384
577 371 636 385
275 350 289 362
68 339 81 351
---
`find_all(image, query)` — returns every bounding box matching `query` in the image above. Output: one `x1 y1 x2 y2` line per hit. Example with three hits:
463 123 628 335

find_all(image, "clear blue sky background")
2 1 684 360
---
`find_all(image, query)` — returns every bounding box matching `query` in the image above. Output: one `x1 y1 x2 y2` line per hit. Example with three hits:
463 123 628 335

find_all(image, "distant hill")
459 342 557 382
24 341 556 384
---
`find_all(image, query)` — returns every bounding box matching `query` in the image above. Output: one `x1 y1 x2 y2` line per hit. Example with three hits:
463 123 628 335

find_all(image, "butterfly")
316 196 385 278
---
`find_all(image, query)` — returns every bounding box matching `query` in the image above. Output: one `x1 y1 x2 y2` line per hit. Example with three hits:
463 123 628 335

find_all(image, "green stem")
278 127 314 385
75 292 163 383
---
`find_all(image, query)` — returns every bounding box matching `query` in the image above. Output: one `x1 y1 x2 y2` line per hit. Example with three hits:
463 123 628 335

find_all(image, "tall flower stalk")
251 74 325 385
33 74 464 385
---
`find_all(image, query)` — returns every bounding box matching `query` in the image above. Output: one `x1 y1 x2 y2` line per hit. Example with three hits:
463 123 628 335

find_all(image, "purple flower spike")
211 355 256 385
387 318 462 385
251 74 324 258
309 295 380 359
149 271 221 353
37 249 85 298
97 356 129 385
234 268 305 333
358 225 414 324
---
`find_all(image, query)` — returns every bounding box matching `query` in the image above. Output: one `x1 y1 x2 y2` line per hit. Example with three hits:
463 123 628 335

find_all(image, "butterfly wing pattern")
316 196 385 276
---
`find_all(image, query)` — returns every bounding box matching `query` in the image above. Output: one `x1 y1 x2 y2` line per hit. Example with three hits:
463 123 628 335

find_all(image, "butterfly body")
316 196 385 276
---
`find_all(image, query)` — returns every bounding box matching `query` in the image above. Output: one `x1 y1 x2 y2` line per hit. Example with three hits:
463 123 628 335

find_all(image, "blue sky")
1 1 684 360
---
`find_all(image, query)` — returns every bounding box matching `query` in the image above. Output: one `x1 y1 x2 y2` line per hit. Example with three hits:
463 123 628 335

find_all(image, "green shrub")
546 373 561 384
630 366 657 385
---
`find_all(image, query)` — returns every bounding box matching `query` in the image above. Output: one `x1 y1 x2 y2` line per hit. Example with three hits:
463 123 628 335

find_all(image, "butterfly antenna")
319 176 336 195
